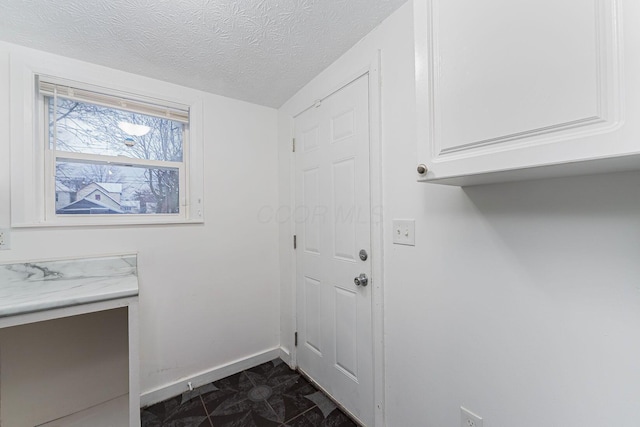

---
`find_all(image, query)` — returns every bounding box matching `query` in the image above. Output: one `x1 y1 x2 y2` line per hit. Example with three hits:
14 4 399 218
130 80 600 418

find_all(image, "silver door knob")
354 273 368 287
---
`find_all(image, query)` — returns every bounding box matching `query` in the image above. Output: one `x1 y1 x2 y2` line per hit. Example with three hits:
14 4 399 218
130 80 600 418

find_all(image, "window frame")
9 51 205 227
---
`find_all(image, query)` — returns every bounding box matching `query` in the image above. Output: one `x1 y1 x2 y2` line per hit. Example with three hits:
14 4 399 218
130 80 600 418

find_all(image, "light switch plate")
392 220 415 246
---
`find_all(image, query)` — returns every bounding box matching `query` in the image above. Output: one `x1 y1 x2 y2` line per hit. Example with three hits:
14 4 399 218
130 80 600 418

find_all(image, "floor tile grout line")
199 393 215 427
245 367 258 387
282 404 319 425
264 399 280 422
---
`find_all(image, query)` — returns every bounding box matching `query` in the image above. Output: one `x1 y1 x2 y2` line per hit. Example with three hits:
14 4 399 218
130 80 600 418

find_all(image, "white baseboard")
279 347 293 368
140 347 281 408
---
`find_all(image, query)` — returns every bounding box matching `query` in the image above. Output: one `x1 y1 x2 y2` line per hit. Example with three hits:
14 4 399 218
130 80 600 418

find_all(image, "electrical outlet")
461 407 483 427
392 219 415 246
0 228 10 250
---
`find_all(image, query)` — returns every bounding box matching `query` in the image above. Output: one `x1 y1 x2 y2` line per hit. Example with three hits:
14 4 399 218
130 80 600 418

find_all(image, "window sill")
12 216 204 229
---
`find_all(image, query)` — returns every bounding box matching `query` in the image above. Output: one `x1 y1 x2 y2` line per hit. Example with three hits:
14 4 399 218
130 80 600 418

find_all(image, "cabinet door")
414 0 632 185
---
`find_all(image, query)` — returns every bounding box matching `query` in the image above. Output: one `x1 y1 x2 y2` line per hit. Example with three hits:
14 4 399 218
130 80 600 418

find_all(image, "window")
9 53 204 227
43 77 189 218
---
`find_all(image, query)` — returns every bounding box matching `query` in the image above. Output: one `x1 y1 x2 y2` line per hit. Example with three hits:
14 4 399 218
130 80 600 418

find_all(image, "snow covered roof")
55 182 74 193
121 201 140 208
96 183 123 193
56 198 123 214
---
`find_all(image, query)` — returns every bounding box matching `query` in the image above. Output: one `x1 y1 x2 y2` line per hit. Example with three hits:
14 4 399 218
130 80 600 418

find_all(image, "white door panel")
295 75 373 426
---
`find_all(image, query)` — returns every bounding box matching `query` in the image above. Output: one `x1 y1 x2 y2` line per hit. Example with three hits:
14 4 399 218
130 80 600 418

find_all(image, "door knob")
354 273 368 287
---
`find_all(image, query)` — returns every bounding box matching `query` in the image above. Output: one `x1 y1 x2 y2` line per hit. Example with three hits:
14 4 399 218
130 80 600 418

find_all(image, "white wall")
279 3 640 426
0 42 281 404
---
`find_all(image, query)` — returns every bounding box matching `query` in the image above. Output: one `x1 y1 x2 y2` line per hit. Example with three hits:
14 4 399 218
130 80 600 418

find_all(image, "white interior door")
295 75 373 426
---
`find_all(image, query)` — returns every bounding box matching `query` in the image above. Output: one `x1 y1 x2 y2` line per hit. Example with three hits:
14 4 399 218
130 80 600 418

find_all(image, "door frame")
290 52 385 427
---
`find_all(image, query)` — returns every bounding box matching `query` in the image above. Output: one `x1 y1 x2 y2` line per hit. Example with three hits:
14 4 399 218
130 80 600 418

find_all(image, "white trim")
128 299 141 427
53 151 184 169
9 50 205 227
279 347 293 368
292 66 371 118
0 296 137 329
290 54 385 426
369 51 386 427
289 114 298 370
11 216 203 228
139 347 281 408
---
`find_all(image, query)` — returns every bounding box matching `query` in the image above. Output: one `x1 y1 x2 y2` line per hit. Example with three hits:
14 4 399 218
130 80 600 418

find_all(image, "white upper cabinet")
414 0 639 185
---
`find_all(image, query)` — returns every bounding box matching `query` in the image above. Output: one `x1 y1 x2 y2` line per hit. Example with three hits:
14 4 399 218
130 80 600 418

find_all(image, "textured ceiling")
0 0 407 107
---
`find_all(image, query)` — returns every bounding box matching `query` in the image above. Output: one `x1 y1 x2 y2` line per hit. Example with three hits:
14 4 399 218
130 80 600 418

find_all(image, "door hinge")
293 235 297 249
294 332 298 347
292 138 296 152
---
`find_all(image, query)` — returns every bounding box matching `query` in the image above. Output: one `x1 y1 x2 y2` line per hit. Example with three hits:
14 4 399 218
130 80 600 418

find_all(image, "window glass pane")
55 161 180 215
48 97 184 162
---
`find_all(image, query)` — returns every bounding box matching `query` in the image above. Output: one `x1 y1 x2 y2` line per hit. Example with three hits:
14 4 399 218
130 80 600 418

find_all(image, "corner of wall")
277 110 296 360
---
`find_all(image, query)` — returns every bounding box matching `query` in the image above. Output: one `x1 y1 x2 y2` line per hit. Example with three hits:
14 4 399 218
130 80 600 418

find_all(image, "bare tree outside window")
49 97 184 215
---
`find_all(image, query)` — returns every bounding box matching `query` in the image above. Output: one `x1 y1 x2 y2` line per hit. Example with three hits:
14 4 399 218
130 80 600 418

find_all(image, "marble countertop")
0 254 138 318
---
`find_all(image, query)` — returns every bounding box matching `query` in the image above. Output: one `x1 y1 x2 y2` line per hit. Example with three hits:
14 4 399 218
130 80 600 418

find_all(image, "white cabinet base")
422 152 640 187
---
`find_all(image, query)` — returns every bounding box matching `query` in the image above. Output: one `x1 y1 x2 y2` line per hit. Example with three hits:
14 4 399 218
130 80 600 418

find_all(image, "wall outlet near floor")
0 228 11 250
461 407 483 427
392 219 415 246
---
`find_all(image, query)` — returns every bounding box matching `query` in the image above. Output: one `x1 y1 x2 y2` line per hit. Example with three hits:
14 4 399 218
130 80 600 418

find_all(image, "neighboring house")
120 200 140 214
78 189 121 212
56 182 124 215
55 182 75 211
55 197 123 215
76 182 122 204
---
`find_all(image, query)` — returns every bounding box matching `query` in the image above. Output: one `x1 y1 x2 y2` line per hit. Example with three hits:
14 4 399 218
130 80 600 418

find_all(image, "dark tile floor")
141 358 359 427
